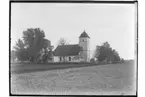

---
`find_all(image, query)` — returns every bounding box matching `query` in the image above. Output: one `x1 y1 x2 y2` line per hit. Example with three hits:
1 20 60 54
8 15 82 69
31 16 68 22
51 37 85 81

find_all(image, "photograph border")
9 0 138 96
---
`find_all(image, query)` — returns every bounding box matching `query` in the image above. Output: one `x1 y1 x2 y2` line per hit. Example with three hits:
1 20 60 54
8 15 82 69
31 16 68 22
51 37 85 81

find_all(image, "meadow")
11 61 136 95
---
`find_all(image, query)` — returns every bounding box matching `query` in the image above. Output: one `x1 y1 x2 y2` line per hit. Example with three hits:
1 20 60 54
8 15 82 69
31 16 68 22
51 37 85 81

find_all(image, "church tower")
79 30 90 62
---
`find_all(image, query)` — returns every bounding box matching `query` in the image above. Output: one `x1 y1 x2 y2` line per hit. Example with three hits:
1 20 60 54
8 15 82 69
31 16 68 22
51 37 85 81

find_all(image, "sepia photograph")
10 1 137 95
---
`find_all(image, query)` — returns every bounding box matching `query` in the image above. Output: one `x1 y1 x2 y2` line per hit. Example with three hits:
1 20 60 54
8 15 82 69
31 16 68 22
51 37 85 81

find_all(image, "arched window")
60 57 61 61
69 57 71 61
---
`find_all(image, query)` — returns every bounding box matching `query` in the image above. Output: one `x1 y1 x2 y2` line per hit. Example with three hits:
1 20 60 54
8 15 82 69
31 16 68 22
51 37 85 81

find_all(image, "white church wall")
53 56 81 62
69 56 80 62
53 56 59 62
64 56 80 62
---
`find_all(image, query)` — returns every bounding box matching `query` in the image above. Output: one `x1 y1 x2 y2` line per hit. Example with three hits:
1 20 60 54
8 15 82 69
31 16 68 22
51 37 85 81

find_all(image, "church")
53 31 90 62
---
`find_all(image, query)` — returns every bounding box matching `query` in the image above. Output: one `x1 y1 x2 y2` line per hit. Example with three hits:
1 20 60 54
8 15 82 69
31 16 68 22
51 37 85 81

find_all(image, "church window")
69 57 71 61
60 57 61 61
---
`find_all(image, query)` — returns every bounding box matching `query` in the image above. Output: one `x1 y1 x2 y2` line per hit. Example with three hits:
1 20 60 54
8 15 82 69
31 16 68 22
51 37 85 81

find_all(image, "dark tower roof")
79 31 90 38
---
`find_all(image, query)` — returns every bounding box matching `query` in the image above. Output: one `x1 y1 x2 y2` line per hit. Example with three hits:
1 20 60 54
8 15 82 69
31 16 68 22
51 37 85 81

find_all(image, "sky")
11 3 137 60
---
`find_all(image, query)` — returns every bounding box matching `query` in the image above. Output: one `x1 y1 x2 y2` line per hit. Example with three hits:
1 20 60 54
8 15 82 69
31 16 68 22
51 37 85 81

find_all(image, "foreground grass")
11 61 136 95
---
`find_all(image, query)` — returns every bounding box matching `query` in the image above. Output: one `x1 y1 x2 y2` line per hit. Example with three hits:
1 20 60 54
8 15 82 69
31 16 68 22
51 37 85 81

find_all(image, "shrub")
90 58 96 64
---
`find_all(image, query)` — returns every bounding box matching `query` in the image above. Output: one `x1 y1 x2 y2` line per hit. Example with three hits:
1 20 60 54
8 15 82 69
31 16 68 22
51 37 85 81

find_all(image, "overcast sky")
11 3 136 60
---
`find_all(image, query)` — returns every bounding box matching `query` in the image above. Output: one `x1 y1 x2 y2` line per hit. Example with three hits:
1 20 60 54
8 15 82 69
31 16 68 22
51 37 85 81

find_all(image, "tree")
13 39 25 51
13 39 29 61
58 38 69 45
13 28 51 63
94 42 121 64
93 45 101 59
11 50 17 62
22 28 51 62
38 46 54 63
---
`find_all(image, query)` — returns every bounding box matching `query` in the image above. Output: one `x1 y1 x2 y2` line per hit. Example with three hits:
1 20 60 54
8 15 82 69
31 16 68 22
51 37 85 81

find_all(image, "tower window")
82 39 84 42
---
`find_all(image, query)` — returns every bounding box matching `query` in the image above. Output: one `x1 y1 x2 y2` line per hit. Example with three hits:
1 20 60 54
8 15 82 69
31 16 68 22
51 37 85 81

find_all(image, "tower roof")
79 31 90 38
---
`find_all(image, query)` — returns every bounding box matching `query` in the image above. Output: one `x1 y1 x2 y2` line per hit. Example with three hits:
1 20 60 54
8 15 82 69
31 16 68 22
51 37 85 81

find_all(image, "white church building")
53 31 90 62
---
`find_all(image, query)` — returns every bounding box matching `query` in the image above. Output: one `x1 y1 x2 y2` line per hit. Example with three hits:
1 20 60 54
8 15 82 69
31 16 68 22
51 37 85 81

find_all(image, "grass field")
11 61 136 95
11 62 97 74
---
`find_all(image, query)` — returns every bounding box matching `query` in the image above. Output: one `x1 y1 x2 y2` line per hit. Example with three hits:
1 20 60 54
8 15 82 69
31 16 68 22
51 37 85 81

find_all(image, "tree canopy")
13 28 51 63
58 38 69 46
94 42 121 64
